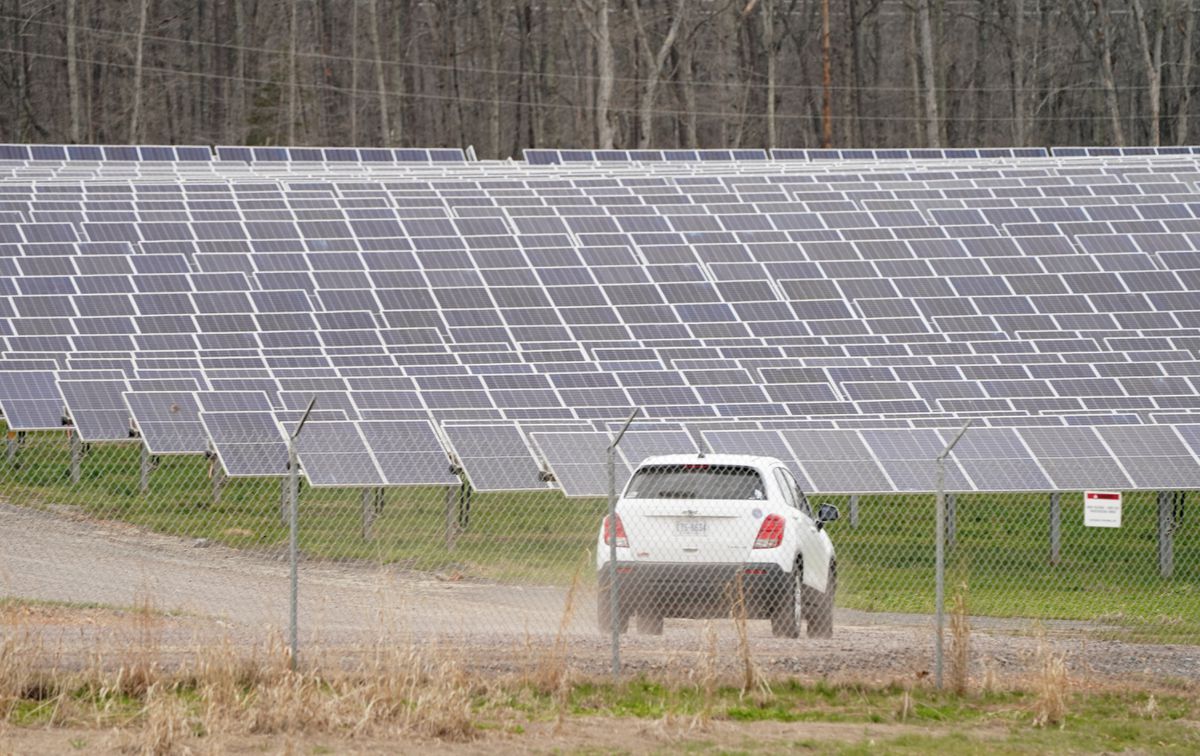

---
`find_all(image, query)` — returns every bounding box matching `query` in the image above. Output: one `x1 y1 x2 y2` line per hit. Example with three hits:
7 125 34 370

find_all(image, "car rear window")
624 464 765 500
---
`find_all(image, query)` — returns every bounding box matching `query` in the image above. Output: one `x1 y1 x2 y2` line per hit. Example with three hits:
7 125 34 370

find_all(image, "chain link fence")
2 419 1197 687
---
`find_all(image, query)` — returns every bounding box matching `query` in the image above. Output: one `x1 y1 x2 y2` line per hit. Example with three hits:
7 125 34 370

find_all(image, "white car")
596 454 839 638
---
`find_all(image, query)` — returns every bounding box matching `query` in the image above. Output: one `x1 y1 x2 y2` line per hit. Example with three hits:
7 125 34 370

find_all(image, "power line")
7 45 1193 128
2 11 1197 95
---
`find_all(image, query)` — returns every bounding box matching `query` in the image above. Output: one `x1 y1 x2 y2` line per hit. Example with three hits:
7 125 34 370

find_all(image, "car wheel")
803 563 836 639
636 610 664 635
770 566 801 639
597 583 630 635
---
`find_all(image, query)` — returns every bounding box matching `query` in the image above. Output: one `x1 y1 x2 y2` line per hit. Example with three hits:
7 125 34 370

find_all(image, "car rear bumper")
598 562 790 619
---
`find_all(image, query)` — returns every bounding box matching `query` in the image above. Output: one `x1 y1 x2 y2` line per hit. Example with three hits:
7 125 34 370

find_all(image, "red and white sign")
1084 491 1122 528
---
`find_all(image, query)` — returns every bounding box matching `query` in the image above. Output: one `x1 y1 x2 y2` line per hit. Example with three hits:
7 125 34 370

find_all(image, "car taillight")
753 514 785 549
603 514 628 548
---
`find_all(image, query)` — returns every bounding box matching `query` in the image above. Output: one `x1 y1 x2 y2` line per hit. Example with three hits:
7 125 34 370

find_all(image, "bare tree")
631 0 686 149
1131 0 1166 145
1178 0 1196 144
66 0 82 144
917 0 941 147
128 0 151 143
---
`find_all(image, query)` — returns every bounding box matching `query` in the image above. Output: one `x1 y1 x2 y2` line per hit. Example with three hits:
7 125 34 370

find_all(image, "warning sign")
1084 491 1122 528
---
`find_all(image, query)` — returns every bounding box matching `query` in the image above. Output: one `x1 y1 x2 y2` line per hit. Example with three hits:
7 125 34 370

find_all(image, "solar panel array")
3 145 1200 493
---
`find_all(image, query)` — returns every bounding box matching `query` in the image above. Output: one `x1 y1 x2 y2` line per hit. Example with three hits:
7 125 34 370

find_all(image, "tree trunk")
66 0 82 143
821 0 833 147
1011 0 1028 146
762 0 776 149
1095 0 1125 145
486 0 503 157
917 0 940 147
1178 0 1196 144
595 0 615 148
350 0 359 145
128 0 150 143
1131 0 1163 146
367 0 389 144
230 0 246 143
632 0 686 149
288 0 299 144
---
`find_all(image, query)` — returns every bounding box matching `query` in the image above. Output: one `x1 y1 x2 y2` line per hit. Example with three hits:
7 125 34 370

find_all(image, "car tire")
636 610 664 635
803 563 836 639
597 583 630 635
770 565 802 639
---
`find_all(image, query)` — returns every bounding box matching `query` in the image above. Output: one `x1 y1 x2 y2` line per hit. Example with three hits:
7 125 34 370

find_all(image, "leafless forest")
2 0 1198 157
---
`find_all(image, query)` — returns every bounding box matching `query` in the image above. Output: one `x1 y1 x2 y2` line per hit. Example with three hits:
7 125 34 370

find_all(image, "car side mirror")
817 504 840 526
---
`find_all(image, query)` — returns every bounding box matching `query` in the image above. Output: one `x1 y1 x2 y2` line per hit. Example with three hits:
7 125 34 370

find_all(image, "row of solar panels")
0 145 468 164
6 366 1200 448
524 147 1200 164
5 373 1200 495
6 144 1200 168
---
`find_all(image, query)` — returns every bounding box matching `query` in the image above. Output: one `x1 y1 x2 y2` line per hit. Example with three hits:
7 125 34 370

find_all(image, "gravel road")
2 503 1197 686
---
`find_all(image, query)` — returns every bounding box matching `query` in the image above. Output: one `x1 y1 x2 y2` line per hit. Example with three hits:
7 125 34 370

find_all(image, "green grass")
2 423 1198 639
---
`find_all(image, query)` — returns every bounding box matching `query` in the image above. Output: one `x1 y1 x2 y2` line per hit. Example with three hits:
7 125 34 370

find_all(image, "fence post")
1158 491 1175 578
935 420 971 691
1049 492 1061 566
287 397 316 671
5 431 16 465
607 407 640 681
849 494 859 528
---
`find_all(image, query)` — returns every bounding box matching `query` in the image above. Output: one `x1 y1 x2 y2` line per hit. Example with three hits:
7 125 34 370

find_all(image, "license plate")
675 520 707 537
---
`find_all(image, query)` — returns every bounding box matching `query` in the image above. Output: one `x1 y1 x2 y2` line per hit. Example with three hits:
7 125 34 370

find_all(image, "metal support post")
211 463 225 504
361 488 376 541
1049 492 1061 566
6 432 17 465
849 495 859 528
935 460 946 691
287 438 300 668
444 485 458 551
934 420 971 691
459 483 472 530
139 443 151 495
287 397 315 671
607 407 640 681
69 430 82 485
946 493 956 552
1158 491 1175 578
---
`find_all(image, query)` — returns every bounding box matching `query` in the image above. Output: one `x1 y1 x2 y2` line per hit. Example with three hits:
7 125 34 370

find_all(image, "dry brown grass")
1030 630 1070 729
727 574 770 700
948 582 970 696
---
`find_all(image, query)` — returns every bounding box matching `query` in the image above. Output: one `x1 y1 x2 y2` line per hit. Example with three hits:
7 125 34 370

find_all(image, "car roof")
632 453 783 470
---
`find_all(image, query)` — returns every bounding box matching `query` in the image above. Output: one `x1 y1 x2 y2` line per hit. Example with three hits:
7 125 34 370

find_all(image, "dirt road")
2 503 1197 684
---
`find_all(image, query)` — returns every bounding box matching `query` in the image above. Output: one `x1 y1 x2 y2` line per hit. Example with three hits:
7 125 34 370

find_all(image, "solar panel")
59 379 132 441
859 428 973 492
0 371 65 430
779 429 894 493
700 429 816 492
1093 425 1200 489
1015 427 1132 490
294 421 384 487
124 392 208 454
442 423 546 491
615 429 698 468
357 420 458 486
530 431 627 497
199 411 289 477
